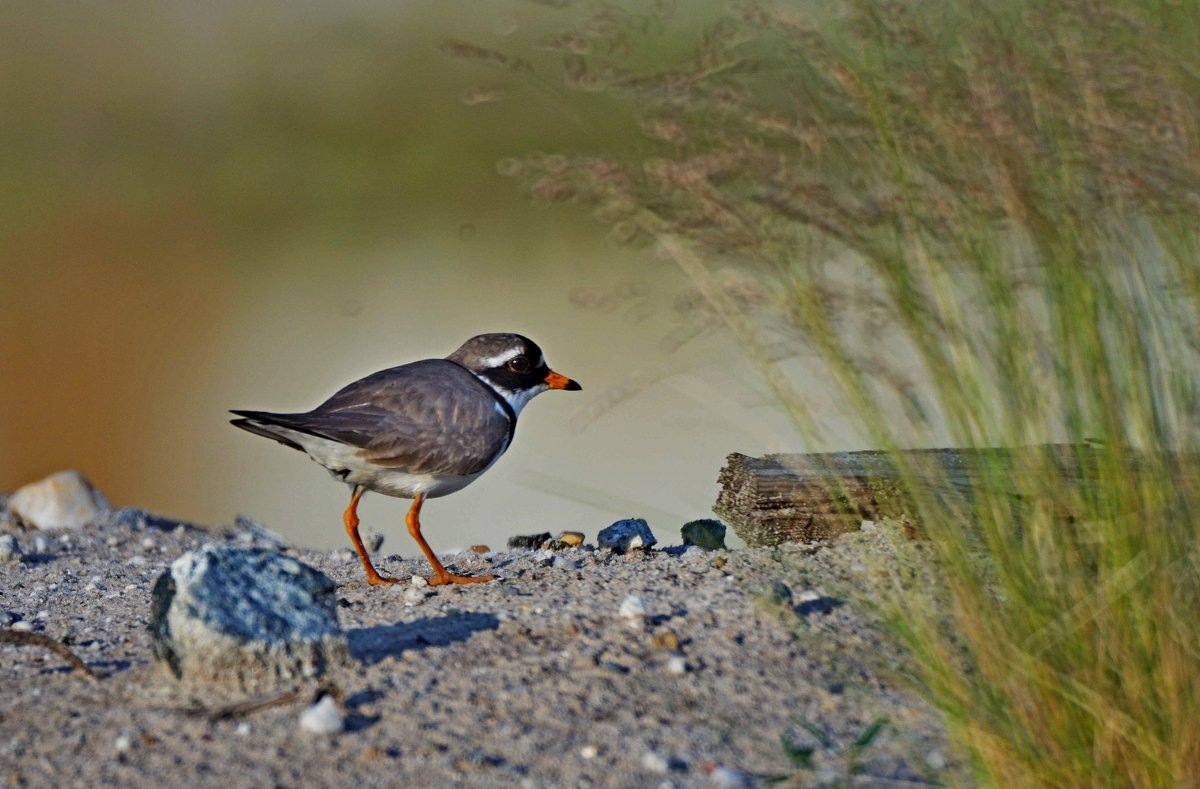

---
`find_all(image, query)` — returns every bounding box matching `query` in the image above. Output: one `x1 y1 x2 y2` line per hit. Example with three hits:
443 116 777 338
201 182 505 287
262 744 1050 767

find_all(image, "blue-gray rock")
681 519 727 551
150 545 348 690
597 518 657 553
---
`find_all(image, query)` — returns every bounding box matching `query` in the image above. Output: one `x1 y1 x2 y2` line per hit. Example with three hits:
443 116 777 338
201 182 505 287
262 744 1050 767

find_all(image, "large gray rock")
8 470 109 530
597 518 657 553
150 545 348 690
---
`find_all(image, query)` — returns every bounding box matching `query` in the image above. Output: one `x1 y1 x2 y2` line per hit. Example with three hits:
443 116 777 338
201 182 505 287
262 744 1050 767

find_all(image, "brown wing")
236 359 513 476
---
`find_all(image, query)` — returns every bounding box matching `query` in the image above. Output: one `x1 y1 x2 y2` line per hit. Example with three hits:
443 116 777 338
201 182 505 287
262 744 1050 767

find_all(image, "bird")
230 333 581 587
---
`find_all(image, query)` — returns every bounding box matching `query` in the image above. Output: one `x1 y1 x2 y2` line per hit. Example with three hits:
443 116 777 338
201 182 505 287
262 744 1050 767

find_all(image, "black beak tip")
566 379 582 391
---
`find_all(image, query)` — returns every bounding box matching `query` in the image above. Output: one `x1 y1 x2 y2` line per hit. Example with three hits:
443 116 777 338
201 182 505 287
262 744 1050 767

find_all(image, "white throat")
476 376 548 417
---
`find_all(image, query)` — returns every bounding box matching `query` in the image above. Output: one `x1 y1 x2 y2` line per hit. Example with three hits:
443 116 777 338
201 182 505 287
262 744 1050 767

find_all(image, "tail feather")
229 411 306 452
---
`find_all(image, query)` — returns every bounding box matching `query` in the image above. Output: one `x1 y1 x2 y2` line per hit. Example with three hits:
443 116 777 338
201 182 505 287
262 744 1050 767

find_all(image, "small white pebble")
926 749 947 770
797 589 821 603
707 765 751 789
124 584 138 592
618 594 646 623
33 537 49 553
127 556 147 566
403 587 427 606
580 745 598 759
36 610 49 620
141 537 156 550
410 575 428 588
299 695 343 734
860 519 877 531
10 621 33 633
642 751 669 774
236 723 251 737
105 536 120 547
666 655 687 675
114 734 132 753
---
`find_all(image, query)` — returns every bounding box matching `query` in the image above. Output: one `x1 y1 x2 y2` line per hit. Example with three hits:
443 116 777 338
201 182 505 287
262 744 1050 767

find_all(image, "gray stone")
681 519 727 551
597 518 657 553
506 532 551 550
0 534 22 563
8 471 109 530
150 545 348 690
98 507 196 533
233 514 289 548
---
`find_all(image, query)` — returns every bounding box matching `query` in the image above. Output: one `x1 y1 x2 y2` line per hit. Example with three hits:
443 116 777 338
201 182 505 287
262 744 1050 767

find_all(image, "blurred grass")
0 2 684 250
477 1 1200 785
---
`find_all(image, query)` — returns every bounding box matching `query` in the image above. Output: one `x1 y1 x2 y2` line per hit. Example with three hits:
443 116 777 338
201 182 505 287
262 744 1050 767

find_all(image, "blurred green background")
0 1 804 548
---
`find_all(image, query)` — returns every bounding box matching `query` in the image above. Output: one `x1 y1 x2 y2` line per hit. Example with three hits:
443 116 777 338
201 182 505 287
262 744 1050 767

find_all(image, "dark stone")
506 532 551 550
597 518 657 553
98 507 202 532
149 544 348 689
681 519 727 551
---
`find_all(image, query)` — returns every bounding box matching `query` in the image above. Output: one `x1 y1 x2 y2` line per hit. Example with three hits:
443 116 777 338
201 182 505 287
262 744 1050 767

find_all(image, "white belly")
335 464 481 499
259 423 491 499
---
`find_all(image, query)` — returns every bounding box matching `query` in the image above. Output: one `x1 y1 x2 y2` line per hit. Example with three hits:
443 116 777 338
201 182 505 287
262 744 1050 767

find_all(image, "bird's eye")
506 356 531 374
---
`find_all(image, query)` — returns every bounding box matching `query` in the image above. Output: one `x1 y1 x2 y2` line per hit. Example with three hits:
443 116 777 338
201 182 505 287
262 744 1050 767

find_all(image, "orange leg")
343 485 401 586
405 493 495 586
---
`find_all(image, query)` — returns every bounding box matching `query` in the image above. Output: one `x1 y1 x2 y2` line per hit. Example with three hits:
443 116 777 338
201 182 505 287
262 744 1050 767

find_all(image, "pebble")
128 556 147 566
642 751 669 774
765 581 793 607
403 587 428 606
506 532 551 550
410 575 428 588
618 594 646 621
469 545 491 554
666 655 687 675
299 695 344 734
8 470 109 530
11 620 34 632
680 519 727 551
236 723 251 737
926 749 947 770
705 764 752 788
580 745 598 760
0 534 22 563
363 531 385 554
32 536 49 554
597 518 657 554
141 537 156 550
551 555 577 571
555 531 585 547
114 734 132 753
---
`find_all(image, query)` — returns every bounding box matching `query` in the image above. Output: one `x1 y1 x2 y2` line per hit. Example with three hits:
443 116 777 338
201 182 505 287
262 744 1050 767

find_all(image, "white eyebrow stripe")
477 347 524 368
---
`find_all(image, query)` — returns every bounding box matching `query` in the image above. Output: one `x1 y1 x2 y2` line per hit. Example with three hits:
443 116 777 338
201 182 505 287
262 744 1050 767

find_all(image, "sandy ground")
0 510 962 788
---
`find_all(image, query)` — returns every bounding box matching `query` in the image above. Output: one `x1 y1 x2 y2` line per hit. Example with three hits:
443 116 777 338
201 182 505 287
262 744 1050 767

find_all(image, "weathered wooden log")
713 444 1154 547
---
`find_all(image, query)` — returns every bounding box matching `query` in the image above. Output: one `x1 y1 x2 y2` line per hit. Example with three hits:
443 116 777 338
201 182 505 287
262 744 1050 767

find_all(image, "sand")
0 511 961 788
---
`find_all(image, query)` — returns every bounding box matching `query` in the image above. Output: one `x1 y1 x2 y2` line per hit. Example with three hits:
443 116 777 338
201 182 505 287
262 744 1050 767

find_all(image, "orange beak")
544 370 582 391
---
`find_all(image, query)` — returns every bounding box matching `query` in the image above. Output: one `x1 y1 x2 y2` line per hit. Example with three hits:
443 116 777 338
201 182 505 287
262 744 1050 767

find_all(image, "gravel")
0 512 965 788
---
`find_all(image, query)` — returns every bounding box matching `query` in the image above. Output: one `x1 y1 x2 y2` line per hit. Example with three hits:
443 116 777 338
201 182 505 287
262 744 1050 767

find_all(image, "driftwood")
713 444 1150 547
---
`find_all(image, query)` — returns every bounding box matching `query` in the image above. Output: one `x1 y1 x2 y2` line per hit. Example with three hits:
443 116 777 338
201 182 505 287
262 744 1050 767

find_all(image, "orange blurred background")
1 2 808 549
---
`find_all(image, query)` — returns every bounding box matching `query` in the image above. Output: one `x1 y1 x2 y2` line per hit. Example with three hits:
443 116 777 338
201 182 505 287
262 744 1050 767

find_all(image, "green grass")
472 1 1200 785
